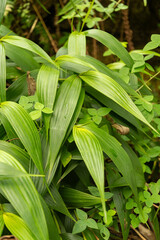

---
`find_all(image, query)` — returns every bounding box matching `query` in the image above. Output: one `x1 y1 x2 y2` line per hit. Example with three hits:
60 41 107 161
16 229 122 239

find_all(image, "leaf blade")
0 102 43 173
0 42 6 102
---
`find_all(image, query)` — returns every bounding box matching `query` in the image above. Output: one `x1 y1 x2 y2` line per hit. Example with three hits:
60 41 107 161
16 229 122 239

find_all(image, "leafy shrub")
0 1 160 240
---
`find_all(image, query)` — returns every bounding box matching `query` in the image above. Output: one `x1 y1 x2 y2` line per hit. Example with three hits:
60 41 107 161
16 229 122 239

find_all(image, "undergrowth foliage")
0 1 160 240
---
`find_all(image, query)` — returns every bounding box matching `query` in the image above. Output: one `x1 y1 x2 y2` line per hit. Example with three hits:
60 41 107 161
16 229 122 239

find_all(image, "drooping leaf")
85 29 134 68
0 151 49 240
0 102 43 174
1 35 54 65
80 71 156 132
0 140 29 171
68 32 86 56
4 43 40 71
56 55 96 73
48 75 82 181
78 55 139 98
83 124 138 199
37 64 59 109
0 42 6 102
73 126 107 223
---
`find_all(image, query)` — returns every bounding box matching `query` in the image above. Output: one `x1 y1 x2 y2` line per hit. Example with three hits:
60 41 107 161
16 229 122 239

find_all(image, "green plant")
0 1 160 240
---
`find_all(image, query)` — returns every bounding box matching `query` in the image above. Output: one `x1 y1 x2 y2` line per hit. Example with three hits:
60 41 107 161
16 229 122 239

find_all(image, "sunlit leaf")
80 71 157 132
3 213 36 240
85 29 134 68
1 35 55 65
68 32 86 56
73 126 107 223
0 151 49 240
48 75 82 181
37 64 59 109
0 102 43 173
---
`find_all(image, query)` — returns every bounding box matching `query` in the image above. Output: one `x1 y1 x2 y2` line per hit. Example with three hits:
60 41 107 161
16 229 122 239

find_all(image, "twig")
136 70 160 92
131 226 147 240
7 138 19 142
30 0 58 53
27 17 38 38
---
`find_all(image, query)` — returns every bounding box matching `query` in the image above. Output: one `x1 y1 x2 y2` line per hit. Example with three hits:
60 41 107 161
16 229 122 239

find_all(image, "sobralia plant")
0 2 160 240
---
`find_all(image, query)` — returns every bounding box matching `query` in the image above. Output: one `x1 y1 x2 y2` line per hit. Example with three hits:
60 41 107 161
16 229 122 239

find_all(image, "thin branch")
7 138 19 142
27 17 38 38
131 226 147 240
30 0 58 52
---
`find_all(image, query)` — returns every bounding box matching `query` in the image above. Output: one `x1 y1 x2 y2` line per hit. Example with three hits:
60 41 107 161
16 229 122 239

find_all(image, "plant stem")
80 0 95 32
136 70 160 92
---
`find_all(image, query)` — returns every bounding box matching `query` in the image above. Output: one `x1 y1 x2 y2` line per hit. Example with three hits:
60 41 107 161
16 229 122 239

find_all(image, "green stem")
80 0 95 32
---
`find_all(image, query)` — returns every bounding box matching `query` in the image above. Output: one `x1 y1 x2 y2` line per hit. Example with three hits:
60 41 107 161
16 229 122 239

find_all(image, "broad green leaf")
1 35 54 65
64 89 85 142
60 187 101 207
0 162 28 179
85 29 134 68
0 0 7 24
143 41 159 51
78 55 139 98
3 213 36 240
34 102 44 110
29 110 41 120
80 71 156 132
73 126 107 223
4 43 40 71
0 25 15 37
56 55 96 73
72 220 86 234
42 107 53 114
84 124 138 199
48 75 82 181
76 209 87 220
68 32 86 56
0 102 43 174
0 151 49 240
37 64 59 109
0 42 6 102
0 140 29 171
